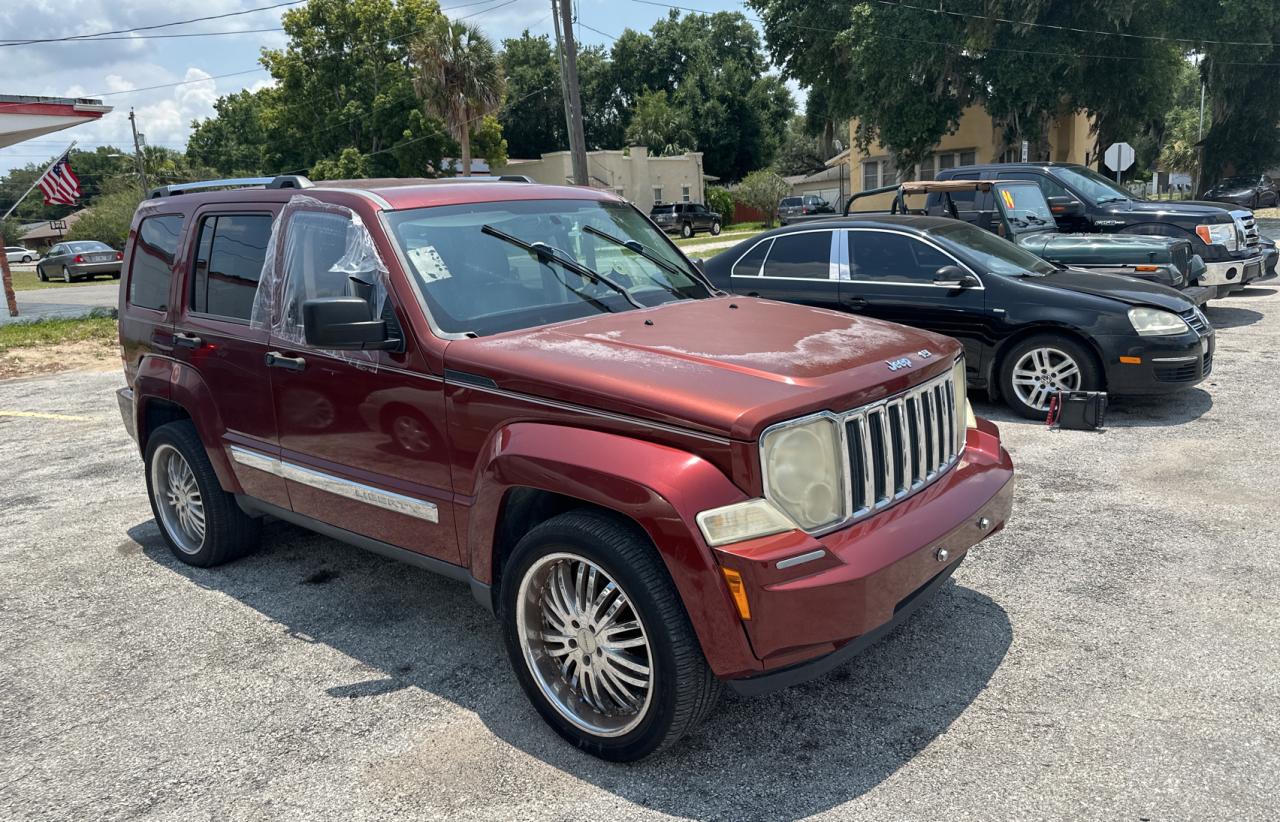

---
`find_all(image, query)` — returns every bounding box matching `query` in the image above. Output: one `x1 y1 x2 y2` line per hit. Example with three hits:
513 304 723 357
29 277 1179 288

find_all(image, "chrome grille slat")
838 365 965 530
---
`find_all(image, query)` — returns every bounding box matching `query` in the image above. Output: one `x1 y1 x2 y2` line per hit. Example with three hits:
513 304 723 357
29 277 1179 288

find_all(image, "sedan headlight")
1195 223 1238 251
1128 306 1189 336
761 416 845 531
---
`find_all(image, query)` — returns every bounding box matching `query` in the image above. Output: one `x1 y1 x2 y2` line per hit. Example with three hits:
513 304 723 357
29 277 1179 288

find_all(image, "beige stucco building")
500 146 709 213
834 105 1094 195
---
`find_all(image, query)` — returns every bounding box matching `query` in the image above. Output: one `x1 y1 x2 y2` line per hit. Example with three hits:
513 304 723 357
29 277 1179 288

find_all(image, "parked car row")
35 241 123 282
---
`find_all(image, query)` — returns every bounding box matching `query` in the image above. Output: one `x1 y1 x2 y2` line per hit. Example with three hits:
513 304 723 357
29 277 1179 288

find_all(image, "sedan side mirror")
303 297 399 350
933 265 980 289
1046 195 1084 217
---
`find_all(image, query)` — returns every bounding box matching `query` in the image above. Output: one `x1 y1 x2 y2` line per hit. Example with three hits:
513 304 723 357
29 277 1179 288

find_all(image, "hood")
443 297 959 440
1018 231 1184 258
1035 268 1193 312
1114 199 1235 221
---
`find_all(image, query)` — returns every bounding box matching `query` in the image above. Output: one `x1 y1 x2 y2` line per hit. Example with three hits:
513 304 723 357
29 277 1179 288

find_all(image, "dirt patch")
0 339 118 381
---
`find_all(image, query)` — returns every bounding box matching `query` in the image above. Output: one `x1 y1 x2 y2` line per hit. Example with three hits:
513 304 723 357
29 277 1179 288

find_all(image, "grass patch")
0 310 118 354
1255 207 1280 219
6 269 118 291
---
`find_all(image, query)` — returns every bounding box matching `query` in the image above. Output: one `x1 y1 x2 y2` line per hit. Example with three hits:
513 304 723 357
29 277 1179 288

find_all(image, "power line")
579 22 618 42
0 27 286 45
0 0 307 47
875 0 1277 49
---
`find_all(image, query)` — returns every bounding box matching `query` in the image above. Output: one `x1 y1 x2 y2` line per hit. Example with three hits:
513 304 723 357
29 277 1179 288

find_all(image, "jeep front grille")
845 368 963 516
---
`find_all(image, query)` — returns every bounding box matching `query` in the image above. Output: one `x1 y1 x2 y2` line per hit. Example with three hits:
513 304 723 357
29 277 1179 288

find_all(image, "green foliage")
468 114 509 170
704 186 735 219
310 147 372 180
499 32 566 158
736 170 791 227
624 90 692 156
187 89 275 175
773 115 827 177
64 186 144 250
0 146 135 226
411 19 505 176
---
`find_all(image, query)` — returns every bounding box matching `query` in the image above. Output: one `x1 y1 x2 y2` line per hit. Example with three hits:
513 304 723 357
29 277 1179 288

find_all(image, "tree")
259 0 451 177
498 32 566 158
772 115 826 177
64 179 145 250
187 88 275 175
624 90 692 156
310 147 371 180
736 169 791 227
411 20 505 176
705 186 735 221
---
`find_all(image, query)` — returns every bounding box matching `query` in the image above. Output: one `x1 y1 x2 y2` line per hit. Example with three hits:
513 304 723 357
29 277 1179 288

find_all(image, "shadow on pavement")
974 387 1213 429
128 516 1012 820
1204 304 1264 329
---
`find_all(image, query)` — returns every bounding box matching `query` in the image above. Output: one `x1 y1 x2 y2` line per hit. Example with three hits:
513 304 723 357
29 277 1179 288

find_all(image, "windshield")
386 198 711 337
995 183 1055 231
928 221 1058 276
1049 165 1134 204
68 241 112 252
1217 177 1255 189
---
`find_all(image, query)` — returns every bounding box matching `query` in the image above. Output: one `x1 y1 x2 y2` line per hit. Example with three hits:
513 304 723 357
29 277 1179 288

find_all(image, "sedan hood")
444 297 959 440
1036 268 1193 312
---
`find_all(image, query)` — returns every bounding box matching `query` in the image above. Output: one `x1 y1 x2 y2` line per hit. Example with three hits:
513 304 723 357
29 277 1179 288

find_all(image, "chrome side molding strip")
229 445 439 523
776 549 827 570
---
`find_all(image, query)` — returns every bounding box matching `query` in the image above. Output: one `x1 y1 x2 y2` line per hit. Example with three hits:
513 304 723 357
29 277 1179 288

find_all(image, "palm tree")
410 20 504 177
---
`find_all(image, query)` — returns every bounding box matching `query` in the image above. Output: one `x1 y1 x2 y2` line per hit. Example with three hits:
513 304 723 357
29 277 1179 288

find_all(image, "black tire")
111 272 121 279
21 255 31 263
999 333 1103 420
499 510 720 761
61 266 72 283
36 266 46 282
680 222 693 239
710 220 722 236
144 420 260 567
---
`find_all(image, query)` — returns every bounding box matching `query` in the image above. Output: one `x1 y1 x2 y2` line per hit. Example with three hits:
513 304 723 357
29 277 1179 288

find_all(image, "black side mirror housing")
934 265 980 289
1046 195 1084 217
303 297 398 350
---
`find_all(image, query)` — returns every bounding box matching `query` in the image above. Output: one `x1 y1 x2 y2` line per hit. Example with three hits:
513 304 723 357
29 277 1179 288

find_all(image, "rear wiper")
480 224 645 310
581 225 692 299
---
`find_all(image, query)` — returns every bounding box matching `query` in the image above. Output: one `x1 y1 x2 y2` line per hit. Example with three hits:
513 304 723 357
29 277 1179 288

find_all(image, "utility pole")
129 108 150 194
551 0 589 186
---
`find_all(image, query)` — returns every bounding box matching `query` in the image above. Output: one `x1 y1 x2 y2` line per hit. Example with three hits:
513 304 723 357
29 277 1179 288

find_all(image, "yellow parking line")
0 410 93 422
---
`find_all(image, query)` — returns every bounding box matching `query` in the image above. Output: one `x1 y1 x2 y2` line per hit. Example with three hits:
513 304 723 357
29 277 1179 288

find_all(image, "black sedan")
1203 174 1279 210
703 216 1215 418
36 240 123 283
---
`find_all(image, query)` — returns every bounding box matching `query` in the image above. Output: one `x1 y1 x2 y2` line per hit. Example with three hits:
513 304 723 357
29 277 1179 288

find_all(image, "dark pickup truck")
934 163 1276 298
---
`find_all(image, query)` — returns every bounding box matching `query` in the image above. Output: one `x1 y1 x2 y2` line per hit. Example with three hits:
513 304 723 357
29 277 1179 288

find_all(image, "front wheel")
21 255 31 263
710 220 722 236
680 222 693 239
1000 334 1101 420
500 510 720 761
61 266 72 283
36 266 46 282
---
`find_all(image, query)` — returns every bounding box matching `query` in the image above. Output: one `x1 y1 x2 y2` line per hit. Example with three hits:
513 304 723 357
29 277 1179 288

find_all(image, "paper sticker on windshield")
408 244 452 281
1001 189 1016 209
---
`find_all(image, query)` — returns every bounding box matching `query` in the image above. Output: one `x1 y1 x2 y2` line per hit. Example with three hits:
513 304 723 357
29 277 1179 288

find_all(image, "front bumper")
1199 253 1263 290
715 419 1014 692
1100 330 1214 394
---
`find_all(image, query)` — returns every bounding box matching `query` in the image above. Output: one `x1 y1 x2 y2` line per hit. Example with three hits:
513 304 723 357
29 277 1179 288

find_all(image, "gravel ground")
2 270 1279 820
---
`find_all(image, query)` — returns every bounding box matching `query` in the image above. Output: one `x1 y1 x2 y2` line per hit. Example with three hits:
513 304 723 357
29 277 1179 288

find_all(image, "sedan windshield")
1049 165 1135 204
928 221 1059 276
386 198 711 336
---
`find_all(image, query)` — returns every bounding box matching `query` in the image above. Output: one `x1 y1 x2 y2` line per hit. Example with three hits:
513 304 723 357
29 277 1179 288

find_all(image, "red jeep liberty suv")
116 175 1015 761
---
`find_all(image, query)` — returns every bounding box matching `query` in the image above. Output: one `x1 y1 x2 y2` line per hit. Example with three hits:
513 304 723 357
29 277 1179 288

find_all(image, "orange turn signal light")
1120 355 1142 364
721 567 751 620
1134 265 1159 272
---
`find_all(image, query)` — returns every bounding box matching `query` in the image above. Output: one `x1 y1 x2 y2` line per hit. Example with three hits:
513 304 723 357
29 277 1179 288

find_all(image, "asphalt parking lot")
3 275 1279 820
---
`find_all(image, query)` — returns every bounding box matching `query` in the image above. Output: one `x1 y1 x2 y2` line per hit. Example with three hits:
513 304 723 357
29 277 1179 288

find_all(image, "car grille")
1231 209 1260 250
1181 307 1210 335
844 368 963 516
1170 243 1191 278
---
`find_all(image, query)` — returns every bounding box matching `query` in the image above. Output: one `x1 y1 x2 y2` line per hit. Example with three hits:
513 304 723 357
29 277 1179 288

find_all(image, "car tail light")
74 254 84 263
115 251 123 261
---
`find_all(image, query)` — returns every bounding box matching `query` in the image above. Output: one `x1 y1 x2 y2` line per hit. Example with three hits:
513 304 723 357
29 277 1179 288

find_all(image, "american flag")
37 155 81 206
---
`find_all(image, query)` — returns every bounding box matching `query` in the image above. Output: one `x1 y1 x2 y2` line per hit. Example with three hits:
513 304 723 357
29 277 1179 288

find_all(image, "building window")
681 184 691 202
861 158 897 190
653 186 663 203
918 150 976 180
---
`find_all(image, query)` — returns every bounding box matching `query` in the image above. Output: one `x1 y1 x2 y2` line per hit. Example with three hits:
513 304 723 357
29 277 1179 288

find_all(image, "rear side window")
762 231 832 280
732 238 772 277
129 215 183 311
191 214 273 320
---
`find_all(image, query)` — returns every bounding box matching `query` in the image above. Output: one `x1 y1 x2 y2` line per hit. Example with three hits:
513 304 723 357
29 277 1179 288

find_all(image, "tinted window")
929 222 1057 276
732 238 772 277
651 204 675 214
781 197 801 207
129 215 183 311
849 232 953 283
1049 165 1132 203
998 171 1072 201
192 214 272 320
762 231 831 280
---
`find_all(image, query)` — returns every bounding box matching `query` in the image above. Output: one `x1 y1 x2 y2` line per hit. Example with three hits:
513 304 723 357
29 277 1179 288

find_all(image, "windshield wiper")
581 225 695 299
480 224 645 310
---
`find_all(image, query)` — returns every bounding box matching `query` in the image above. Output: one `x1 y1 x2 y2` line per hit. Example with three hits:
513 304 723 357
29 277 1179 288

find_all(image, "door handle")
746 291 760 297
844 296 868 310
265 351 306 372
174 332 202 349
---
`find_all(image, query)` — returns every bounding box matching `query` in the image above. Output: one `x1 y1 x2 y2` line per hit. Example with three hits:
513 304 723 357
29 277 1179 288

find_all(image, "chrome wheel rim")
516 552 654 737
1011 346 1081 411
150 444 206 555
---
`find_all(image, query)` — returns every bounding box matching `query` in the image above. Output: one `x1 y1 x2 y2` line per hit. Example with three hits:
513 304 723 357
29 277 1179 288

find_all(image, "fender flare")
134 355 239 493
466 422 762 677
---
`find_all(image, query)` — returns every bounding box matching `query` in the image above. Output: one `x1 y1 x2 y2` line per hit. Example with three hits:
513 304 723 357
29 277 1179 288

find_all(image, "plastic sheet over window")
250 195 390 367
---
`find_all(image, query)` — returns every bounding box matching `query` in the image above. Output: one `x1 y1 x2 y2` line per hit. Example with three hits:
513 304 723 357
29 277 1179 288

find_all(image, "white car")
5 246 35 264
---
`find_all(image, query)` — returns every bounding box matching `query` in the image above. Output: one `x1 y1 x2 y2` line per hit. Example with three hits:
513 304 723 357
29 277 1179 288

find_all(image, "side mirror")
1046 195 1084 217
302 297 398 350
690 256 705 271
934 265 980 289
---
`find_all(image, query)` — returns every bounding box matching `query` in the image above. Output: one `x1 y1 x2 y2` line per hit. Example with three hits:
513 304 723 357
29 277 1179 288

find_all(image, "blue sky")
0 0 798 177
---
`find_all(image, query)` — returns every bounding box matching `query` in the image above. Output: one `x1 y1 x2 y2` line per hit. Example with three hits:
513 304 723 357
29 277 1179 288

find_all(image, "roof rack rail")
147 175 314 199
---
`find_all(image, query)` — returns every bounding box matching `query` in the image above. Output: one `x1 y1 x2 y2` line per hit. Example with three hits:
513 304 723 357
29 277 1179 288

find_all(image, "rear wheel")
500 510 720 761
680 222 693 239
144 421 260 567
21 254 31 263
61 266 72 283
1000 334 1101 420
